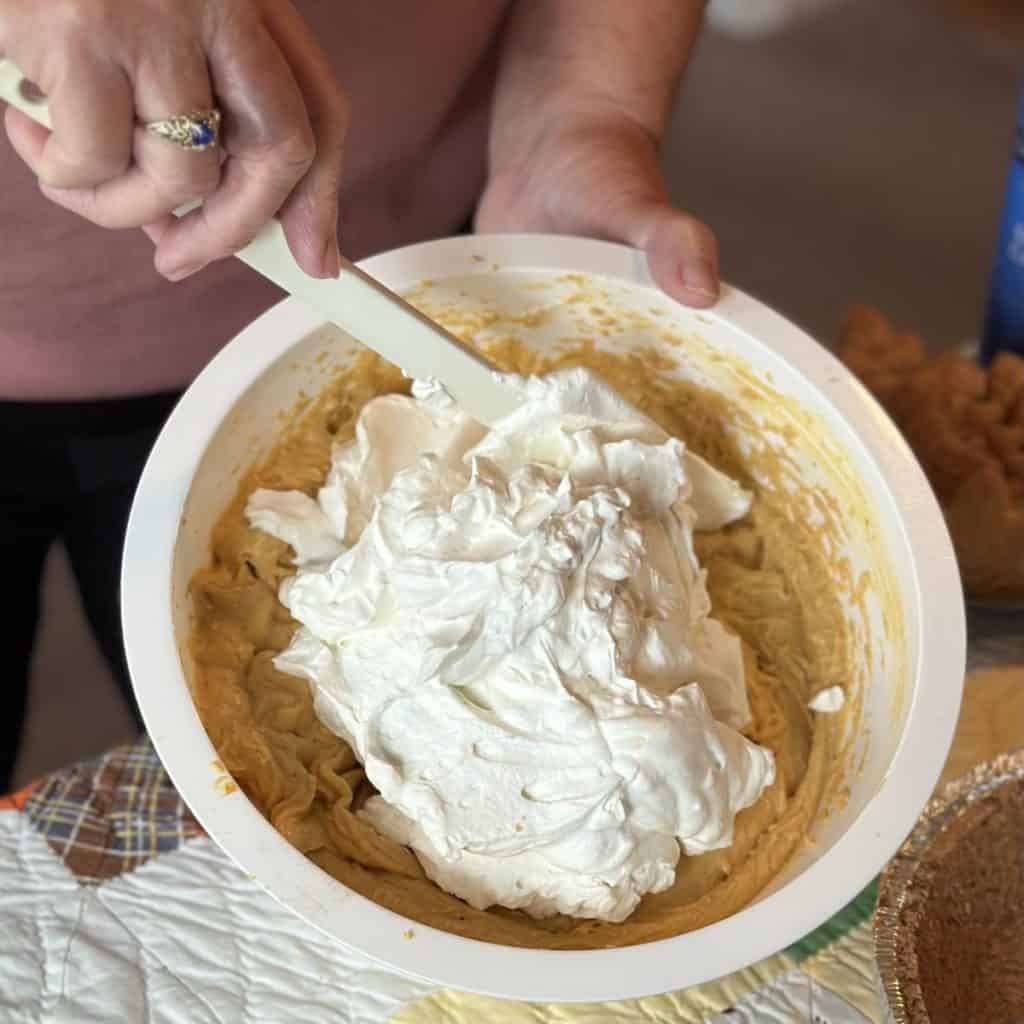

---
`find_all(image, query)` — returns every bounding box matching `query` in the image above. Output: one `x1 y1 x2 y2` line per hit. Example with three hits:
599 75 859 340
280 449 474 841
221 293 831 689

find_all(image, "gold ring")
145 108 221 152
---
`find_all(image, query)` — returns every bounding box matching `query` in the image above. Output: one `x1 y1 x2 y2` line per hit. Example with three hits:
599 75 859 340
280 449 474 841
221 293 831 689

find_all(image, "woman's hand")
478 0 716 308
476 111 719 309
0 0 346 280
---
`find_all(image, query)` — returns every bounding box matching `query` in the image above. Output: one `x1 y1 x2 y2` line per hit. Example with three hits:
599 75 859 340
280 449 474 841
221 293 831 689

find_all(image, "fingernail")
321 236 342 278
679 258 719 304
164 262 203 282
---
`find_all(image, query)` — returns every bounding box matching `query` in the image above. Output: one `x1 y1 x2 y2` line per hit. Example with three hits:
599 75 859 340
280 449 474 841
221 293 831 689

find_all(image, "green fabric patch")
784 879 879 962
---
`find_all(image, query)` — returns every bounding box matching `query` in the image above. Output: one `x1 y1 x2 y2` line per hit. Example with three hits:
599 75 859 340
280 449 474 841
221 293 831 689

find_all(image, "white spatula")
0 60 521 425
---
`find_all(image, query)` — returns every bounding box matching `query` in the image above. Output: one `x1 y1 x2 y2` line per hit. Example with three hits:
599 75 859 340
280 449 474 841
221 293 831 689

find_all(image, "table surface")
3 610 1021 1024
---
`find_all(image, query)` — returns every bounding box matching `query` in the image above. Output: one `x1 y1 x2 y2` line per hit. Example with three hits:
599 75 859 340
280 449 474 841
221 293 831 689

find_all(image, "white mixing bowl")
122 234 965 1003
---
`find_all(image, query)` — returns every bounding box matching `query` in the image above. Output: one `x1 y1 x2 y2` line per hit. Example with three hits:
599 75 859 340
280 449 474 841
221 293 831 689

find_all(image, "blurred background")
12 0 1023 787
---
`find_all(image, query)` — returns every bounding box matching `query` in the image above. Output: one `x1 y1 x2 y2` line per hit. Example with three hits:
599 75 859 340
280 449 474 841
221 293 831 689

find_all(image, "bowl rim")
122 233 966 1003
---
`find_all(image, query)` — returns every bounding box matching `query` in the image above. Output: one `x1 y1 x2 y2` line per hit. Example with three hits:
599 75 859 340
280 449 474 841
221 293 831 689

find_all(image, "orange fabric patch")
0 781 39 811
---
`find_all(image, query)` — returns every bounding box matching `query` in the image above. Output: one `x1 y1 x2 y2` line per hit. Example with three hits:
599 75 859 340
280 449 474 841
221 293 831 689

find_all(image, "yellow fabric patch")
389 952 797 1024
801 919 885 1023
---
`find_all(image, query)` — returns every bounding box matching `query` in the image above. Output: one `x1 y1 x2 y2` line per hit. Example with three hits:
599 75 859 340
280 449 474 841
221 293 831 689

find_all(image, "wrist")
489 101 663 190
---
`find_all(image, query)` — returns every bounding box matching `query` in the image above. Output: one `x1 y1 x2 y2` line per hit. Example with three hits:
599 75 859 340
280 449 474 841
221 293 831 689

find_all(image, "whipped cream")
808 685 845 713
246 366 775 922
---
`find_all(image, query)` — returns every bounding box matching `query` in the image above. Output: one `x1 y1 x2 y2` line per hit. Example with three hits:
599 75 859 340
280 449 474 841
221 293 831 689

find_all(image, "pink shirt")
0 1 509 399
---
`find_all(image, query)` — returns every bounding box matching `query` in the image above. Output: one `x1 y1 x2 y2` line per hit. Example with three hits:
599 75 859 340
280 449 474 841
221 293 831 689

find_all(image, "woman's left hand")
475 111 719 309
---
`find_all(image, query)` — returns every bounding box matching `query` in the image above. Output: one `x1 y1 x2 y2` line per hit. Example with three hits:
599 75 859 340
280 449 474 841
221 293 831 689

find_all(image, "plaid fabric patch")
23 736 202 882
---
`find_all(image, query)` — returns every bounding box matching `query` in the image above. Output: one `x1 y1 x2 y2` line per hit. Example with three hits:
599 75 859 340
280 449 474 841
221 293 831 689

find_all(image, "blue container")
980 91 1024 363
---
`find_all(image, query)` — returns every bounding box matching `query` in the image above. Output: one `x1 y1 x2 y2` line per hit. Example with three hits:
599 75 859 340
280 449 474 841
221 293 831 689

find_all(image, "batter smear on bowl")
189 337 852 949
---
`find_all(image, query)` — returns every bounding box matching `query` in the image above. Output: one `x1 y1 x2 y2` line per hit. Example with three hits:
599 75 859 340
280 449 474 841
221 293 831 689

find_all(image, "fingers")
261 0 348 277
1 0 219 224
130 35 221 205
594 184 720 308
24 41 224 230
2 55 135 190
152 5 319 279
574 129 718 306
140 214 176 247
4 104 51 169
0 0 134 186
639 207 720 308
36 52 135 189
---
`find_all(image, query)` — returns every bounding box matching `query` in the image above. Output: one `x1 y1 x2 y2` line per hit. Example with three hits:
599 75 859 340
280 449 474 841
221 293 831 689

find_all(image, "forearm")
490 0 705 168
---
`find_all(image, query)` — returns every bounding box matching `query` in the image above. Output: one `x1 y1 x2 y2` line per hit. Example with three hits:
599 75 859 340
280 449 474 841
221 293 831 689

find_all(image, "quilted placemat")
0 736 885 1023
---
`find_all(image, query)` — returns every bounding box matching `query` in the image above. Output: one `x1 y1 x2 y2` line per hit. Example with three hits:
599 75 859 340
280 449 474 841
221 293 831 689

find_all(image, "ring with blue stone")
145 108 221 152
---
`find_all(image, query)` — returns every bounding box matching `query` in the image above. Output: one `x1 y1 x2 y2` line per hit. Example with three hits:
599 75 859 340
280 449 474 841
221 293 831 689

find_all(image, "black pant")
0 392 180 789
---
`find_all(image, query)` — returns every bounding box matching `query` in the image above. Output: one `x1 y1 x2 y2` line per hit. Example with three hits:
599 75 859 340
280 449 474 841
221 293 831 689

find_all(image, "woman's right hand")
0 0 347 280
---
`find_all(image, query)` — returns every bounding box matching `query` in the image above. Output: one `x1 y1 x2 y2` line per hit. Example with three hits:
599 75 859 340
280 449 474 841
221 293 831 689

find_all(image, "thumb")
622 201 720 309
